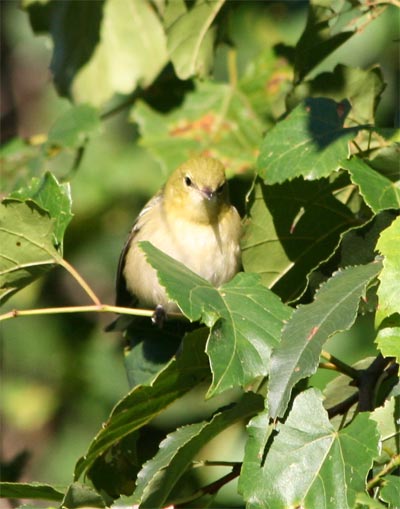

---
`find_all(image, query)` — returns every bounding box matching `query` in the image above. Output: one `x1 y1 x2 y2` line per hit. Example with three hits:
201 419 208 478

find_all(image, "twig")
320 350 359 380
58 258 101 305
0 304 182 322
367 453 400 490
174 463 241 507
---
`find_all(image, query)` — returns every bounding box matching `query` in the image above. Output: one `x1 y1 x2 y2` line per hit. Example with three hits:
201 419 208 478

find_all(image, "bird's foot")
152 304 166 328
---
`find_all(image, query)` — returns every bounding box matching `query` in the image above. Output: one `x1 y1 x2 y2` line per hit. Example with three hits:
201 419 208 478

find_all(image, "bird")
107 156 242 330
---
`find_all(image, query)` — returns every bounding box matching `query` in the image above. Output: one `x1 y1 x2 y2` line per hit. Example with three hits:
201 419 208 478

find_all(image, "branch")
320 350 359 380
367 453 400 490
59 258 101 305
0 304 182 322
174 463 241 508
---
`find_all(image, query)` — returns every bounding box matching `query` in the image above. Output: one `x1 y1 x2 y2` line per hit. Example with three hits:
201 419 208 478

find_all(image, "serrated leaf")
140 242 292 397
167 0 224 79
375 324 400 364
376 216 400 326
268 262 382 418
61 482 107 509
371 398 400 464
241 177 355 301
9 172 73 249
131 81 263 175
71 0 168 106
134 392 262 508
240 389 380 509
47 104 101 148
0 482 64 502
74 329 210 479
380 475 400 508
258 98 361 184
0 200 62 303
342 157 400 214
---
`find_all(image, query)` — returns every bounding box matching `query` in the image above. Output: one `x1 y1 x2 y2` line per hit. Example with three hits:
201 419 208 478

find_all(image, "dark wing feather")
114 190 164 308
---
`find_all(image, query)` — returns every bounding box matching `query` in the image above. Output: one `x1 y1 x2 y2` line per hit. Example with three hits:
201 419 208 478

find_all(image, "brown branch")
174 463 241 507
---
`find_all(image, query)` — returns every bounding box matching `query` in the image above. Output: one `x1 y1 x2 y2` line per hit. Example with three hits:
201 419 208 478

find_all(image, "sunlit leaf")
376 216 400 327
9 172 73 250
380 475 400 508
71 0 167 105
258 98 361 184
167 0 224 79
131 81 263 175
240 389 380 509
241 177 355 301
0 200 62 303
134 392 262 508
268 262 382 418
342 157 400 214
140 241 292 397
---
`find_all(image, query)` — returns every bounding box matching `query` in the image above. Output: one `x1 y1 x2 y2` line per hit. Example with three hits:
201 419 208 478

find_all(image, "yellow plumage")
114 156 242 317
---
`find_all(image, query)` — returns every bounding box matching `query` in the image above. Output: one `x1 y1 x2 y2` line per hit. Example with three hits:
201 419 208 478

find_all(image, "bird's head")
164 157 230 224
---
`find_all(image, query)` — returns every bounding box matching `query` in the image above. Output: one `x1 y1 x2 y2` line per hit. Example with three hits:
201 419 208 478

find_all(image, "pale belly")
123 214 241 312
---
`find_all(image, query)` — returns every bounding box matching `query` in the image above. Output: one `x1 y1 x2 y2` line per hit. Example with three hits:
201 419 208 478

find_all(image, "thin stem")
0 304 183 323
227 48 238 88
320 350 359 380
58 258 101 305
192 460 241 469
174 464 241 507
367 454 400 490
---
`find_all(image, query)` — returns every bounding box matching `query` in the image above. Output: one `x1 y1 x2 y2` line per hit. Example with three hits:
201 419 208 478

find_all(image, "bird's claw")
152 304 166 328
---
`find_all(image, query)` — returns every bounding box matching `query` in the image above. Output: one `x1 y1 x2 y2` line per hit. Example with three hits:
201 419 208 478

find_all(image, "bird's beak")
200 187 215 200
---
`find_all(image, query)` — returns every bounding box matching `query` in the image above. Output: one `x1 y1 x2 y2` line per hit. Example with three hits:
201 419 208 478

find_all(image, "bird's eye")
217 182 225 194
184 176 192 187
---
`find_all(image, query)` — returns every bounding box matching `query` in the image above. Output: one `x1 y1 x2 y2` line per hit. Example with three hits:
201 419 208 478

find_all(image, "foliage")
1 1 399 508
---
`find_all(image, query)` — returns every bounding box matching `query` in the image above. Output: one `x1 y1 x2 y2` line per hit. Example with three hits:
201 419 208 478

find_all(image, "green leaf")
258 98 360 184
288 64 385 126
0 482 64 502
240 389 380 509
375 324 400 364
268 262 382 418
25 0 103 97
61 482 107 509
71 0 167 105
167 0 224 79
74 328 210 479
0 200 62 303
342 157 400 214
47 104 101 149
140 242 292 397
241 177 356 301
131 81 263 175
293 1 354 82
376 216 400 326
371 398 400 464
380 475 400 508
9 172 73 250
134 392 262 508
123 319 190 388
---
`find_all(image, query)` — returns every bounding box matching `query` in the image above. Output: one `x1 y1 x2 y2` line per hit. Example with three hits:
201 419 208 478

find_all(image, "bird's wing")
115 190 163 307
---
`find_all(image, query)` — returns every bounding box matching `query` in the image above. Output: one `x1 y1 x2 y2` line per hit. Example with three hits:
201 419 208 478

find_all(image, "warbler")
108 156 241 328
